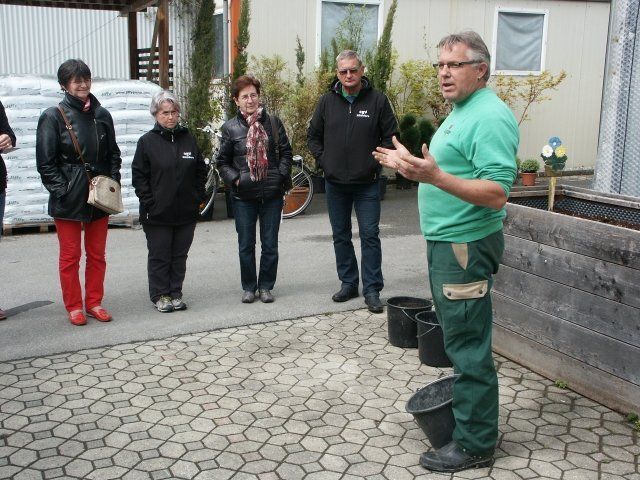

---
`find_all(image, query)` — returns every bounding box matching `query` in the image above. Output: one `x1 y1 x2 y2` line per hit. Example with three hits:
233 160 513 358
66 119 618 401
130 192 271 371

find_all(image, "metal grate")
594 0 640 197
509 196 640 229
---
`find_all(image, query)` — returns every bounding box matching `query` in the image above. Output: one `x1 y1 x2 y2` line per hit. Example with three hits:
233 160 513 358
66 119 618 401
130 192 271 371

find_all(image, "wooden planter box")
493 185 640 413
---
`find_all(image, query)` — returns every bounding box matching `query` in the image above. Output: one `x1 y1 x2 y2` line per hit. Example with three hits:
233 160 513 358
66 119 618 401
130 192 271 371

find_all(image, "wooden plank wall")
493 203 640 413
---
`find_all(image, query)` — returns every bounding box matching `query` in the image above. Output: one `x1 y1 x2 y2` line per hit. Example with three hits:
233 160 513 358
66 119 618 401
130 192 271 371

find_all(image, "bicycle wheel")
198 167 219 220
282 167 314 219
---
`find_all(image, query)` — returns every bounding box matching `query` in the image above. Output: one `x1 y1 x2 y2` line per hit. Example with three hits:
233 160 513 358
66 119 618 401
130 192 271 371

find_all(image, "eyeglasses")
238 93 259 101
432 60 481 70
337 68 361 75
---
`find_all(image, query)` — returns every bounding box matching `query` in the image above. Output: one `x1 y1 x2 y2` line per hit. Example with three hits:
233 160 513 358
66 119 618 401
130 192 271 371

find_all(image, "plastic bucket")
386 296 433 348
415 310 453 368
406 374 459 449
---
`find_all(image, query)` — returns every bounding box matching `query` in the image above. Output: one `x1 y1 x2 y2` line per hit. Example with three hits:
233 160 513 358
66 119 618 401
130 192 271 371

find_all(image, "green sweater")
418 88 518 242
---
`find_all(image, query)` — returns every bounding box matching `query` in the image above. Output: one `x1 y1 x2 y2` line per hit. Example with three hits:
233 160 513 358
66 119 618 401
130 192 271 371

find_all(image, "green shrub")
520 159 540 173
185 0 217 158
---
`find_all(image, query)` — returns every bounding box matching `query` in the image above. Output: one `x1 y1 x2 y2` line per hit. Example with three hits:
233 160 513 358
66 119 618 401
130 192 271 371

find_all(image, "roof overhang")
0 0 157 15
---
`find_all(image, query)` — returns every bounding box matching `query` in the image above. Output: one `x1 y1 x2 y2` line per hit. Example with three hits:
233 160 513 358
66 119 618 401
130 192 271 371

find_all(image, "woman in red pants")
36 59 122 326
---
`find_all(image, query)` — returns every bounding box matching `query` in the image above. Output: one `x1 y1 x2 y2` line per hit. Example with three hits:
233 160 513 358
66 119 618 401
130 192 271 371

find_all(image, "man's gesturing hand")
373 136 440 184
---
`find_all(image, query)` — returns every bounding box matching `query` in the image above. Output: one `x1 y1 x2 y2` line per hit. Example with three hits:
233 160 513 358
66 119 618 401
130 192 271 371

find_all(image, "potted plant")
520 159 540 186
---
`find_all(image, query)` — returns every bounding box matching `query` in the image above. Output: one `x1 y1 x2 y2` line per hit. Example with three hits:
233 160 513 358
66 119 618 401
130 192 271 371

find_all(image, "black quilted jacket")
36 93 121 221
217 109 292 201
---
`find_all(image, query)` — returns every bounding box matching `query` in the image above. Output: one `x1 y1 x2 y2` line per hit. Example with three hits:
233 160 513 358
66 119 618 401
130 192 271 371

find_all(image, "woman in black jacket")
0 99 17 321
36 59 122 326
132 91 206 313
217 75 292 303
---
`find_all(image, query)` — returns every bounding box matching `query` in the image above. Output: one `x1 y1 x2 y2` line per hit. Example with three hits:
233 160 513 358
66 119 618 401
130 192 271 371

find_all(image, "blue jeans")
0 191 5 239
232 196 283 292
325 180 383 296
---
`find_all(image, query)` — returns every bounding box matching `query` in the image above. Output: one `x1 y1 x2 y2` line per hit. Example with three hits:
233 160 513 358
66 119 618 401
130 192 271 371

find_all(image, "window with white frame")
492 8 548 75
213 10 225 78
317 0 381 62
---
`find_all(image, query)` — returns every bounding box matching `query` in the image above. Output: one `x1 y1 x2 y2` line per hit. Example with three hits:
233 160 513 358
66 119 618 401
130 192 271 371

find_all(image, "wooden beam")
147 9 160 82
230 0 241 74
119 0 156 15
158 0 169 89
127 12 138 79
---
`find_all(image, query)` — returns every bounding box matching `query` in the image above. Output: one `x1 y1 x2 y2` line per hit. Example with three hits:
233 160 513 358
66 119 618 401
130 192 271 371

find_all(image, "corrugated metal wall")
0 4 194 98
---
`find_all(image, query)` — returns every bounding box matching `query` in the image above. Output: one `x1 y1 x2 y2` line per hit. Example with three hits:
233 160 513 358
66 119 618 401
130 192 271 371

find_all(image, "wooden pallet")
3 222 55 236
3 215 139 236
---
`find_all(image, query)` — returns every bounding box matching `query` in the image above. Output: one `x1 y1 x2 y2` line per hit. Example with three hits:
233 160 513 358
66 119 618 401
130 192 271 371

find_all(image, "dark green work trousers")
427 229 504 455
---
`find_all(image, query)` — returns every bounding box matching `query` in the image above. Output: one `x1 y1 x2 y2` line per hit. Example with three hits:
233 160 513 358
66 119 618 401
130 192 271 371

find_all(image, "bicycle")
282 154 314 219
198 125 222 220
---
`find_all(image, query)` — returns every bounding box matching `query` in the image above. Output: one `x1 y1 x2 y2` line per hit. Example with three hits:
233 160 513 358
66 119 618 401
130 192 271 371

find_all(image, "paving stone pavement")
1 310 638 480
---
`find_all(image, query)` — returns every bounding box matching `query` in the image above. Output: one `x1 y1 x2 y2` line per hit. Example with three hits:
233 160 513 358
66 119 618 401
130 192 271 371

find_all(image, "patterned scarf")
243 107 269 181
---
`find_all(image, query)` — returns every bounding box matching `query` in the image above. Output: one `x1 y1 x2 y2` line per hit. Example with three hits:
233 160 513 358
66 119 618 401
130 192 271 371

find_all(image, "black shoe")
241 290 255 303
364 293 384 313
420 441 494 473
258 289 274 303
332 286 359 302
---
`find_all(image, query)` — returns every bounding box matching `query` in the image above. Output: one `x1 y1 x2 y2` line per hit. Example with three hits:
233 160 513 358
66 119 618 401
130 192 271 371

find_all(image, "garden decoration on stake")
541 136 567 211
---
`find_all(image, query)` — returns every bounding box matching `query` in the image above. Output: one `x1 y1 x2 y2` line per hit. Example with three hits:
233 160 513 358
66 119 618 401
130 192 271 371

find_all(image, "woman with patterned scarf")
217 75 293 304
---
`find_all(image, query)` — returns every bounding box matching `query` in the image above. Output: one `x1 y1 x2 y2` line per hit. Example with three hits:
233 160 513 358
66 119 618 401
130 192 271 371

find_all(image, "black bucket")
415 310 453 368
406 374 459 449
386 296 433 348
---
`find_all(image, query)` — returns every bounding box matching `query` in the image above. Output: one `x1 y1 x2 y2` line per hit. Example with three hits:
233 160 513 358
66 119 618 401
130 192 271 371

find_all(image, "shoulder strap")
57 104 92 182
269 114 280 163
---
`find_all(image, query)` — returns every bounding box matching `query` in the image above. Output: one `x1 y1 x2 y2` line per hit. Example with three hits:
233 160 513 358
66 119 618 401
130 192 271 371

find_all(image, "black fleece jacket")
132 123 207 226
0 101 17 192
217 109 292 202
307 76 398 184
36 93 122 222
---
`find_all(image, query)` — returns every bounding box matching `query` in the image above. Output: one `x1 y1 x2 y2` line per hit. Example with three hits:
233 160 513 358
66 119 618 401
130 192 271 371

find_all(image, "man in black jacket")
307 50 398 313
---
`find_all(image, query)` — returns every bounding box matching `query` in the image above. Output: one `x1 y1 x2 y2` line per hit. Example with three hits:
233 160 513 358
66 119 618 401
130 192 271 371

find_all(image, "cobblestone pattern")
1 310 638 479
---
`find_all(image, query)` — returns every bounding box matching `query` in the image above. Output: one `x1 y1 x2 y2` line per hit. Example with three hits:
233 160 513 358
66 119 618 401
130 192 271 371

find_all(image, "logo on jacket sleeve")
356 110 370 118
182 152 195 159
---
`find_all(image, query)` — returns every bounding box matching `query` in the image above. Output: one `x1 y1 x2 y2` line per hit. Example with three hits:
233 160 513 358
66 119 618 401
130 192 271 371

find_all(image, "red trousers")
54 216 109 312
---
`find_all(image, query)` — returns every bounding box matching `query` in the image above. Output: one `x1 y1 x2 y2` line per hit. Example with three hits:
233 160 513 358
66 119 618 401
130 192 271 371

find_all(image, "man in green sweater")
374 31 518 472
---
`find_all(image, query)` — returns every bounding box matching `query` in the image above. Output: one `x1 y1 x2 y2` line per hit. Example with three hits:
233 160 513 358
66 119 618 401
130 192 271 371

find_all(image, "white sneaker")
155 295 174 313
171 298 187 311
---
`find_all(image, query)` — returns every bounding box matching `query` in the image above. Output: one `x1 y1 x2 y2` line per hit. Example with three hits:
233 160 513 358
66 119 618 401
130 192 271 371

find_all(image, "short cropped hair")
57 59 91 88
437 31 491 81
232 75 261 99
150 90 181 116
336 50 363 67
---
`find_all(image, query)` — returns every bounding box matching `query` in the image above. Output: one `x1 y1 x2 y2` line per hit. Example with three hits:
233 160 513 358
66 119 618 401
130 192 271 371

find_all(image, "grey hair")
336 50 363 67
150 90 181 116
437 30 491 81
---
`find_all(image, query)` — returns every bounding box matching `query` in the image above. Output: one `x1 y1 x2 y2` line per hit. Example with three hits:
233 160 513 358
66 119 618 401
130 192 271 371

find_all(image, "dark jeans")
142 222 196 303
325 180 383 296
232 196 283 292
0 190 4 239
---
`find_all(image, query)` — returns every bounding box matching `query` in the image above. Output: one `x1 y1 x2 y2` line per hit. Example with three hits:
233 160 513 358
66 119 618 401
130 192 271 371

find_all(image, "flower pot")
521 172 537 186
283 187 310 215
